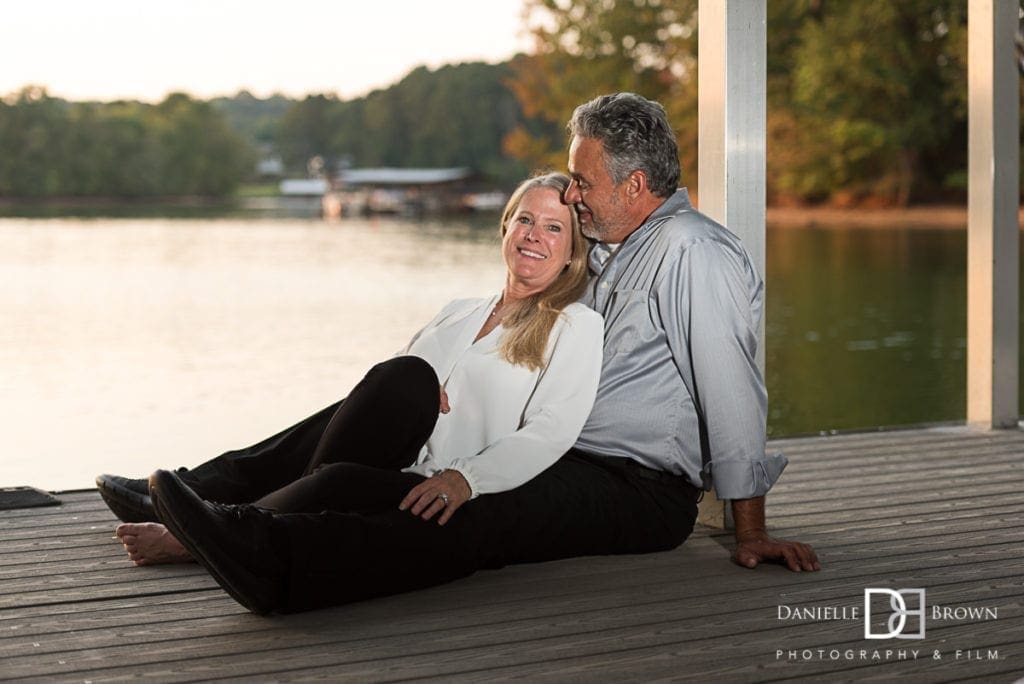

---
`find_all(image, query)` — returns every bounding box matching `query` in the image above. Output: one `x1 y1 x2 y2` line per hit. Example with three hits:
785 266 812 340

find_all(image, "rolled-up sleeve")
658 239 787 499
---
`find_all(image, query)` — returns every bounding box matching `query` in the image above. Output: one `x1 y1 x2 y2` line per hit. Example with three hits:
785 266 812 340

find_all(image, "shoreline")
1 197 1021 229
767 205 1024 229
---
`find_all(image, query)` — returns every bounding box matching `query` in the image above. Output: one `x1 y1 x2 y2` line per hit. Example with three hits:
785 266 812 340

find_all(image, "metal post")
967 0 1020 429
696 0 767 527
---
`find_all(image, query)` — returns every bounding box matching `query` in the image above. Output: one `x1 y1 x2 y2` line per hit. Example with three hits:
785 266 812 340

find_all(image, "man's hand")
731 496 820 572
399 469 471 525
734 529 819 572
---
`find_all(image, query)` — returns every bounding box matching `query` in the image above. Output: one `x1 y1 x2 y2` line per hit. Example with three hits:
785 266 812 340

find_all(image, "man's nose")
564 180 581 204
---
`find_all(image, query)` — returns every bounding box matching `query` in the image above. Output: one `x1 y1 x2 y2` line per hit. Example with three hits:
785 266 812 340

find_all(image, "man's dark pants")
180 400 700 612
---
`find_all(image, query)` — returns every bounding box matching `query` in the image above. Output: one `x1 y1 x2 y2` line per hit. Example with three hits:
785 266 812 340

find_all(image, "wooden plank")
769 466 1024 505
768 427 1022 453
0 497 105 522
764 501 1024 545
777 442 1024 475
0 513 113 534
0 546 135 572
777 442 1023 477
766 484 1024 522
774 513 1024 551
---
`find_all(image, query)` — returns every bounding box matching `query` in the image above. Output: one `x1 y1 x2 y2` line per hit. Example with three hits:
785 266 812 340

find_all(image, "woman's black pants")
176 356 700 612
186 355 439 515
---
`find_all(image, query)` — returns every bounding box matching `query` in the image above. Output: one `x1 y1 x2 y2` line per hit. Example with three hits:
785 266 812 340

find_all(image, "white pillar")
696 0 767 527
967 0 1020 429
698 0 766 372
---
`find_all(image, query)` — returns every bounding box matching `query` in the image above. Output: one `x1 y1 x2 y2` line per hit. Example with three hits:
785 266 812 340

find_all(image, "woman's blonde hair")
498 172 591 371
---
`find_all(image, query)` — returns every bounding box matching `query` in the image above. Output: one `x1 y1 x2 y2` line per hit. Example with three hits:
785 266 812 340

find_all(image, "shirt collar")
647 187 692 222
589 241 615 271
588 188 692 273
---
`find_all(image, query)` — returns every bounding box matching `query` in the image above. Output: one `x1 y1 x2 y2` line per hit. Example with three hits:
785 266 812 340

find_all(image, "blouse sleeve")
445 305 604 496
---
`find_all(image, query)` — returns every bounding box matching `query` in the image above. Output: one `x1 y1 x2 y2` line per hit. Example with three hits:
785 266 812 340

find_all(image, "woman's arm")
447 306 604 496
401 306 603 523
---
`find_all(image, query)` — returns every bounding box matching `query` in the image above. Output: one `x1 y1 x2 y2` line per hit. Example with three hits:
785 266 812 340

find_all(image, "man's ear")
626 169 648 203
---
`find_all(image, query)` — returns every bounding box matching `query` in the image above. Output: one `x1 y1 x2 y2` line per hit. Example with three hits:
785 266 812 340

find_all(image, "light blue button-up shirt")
574 188 787 499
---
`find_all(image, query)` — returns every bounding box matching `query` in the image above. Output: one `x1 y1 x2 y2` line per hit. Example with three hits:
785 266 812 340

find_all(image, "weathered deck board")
1 425 1021 682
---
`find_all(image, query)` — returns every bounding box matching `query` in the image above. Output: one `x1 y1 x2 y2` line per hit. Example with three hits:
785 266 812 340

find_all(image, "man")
562 93 814 572
102 93 818 614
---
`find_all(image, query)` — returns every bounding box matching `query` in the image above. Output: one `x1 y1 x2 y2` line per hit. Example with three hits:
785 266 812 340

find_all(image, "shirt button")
601 282 609 288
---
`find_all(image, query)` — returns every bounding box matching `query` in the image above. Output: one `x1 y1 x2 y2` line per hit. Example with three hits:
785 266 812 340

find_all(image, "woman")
107 172 603 566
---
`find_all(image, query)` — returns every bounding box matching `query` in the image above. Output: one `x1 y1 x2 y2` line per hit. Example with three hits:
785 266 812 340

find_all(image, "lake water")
0 213 1015 490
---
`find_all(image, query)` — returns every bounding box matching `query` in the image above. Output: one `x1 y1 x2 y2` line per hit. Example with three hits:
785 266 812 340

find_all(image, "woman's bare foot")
115 522 194 565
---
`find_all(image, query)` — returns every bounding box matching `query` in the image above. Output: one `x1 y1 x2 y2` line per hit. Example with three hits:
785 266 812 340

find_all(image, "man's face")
564 135 634 243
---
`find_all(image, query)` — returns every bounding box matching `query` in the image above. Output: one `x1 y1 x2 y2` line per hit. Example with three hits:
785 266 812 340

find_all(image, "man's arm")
658 238 819 571
731 496 820 572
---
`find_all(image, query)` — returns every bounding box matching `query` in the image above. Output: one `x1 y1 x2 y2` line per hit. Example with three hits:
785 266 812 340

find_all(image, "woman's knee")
370 356 438 388
365 356 440 410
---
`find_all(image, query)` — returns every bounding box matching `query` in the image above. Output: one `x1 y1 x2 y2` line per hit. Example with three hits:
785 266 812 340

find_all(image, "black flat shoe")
96 474 156 522
148 469 286 615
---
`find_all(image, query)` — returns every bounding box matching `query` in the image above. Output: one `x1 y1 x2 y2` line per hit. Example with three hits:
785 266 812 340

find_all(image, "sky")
0 0 534 102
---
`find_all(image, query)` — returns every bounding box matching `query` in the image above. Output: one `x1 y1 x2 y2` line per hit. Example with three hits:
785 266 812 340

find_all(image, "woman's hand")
399 469 471 525
439 387 450 414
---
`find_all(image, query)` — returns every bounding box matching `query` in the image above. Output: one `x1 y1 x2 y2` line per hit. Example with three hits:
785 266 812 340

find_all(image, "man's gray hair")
567 93 680 198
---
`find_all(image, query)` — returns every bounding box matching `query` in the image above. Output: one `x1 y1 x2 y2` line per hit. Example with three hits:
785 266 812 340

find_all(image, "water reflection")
766 226 971 435
0 216 1017 489
1 216 505 490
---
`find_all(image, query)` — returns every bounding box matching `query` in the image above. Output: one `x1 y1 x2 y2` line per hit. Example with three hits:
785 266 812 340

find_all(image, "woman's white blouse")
400 295 603 497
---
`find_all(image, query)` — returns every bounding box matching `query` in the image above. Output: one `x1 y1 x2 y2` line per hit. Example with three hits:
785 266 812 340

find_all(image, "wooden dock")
1 426 1022 682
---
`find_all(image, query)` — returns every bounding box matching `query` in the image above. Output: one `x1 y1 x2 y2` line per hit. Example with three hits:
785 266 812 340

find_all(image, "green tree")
505 0 698 183
211 90 293 149
92 103 165 196
152 93 254 196
0 87 68 196
277 94 343 174
781 1 968 205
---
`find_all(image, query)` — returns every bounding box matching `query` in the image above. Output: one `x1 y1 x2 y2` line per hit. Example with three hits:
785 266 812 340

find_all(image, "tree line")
0 89 254 198
0 61 530 199
2 0 1020 204
274 61 529 185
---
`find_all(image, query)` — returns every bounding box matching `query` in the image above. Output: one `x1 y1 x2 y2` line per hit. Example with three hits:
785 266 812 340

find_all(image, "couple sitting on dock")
97 92 819 615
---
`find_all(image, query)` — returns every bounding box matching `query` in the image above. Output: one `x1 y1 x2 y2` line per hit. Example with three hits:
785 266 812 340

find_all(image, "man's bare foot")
115 522 194 565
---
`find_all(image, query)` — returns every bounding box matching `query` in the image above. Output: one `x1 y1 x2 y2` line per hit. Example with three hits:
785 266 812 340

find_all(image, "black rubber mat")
0 486 61 510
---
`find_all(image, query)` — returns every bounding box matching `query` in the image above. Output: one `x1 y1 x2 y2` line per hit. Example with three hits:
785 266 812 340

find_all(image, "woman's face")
502 187 574 296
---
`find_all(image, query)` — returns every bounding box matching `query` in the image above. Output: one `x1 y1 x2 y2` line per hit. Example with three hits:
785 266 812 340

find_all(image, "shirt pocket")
602 289 658 356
